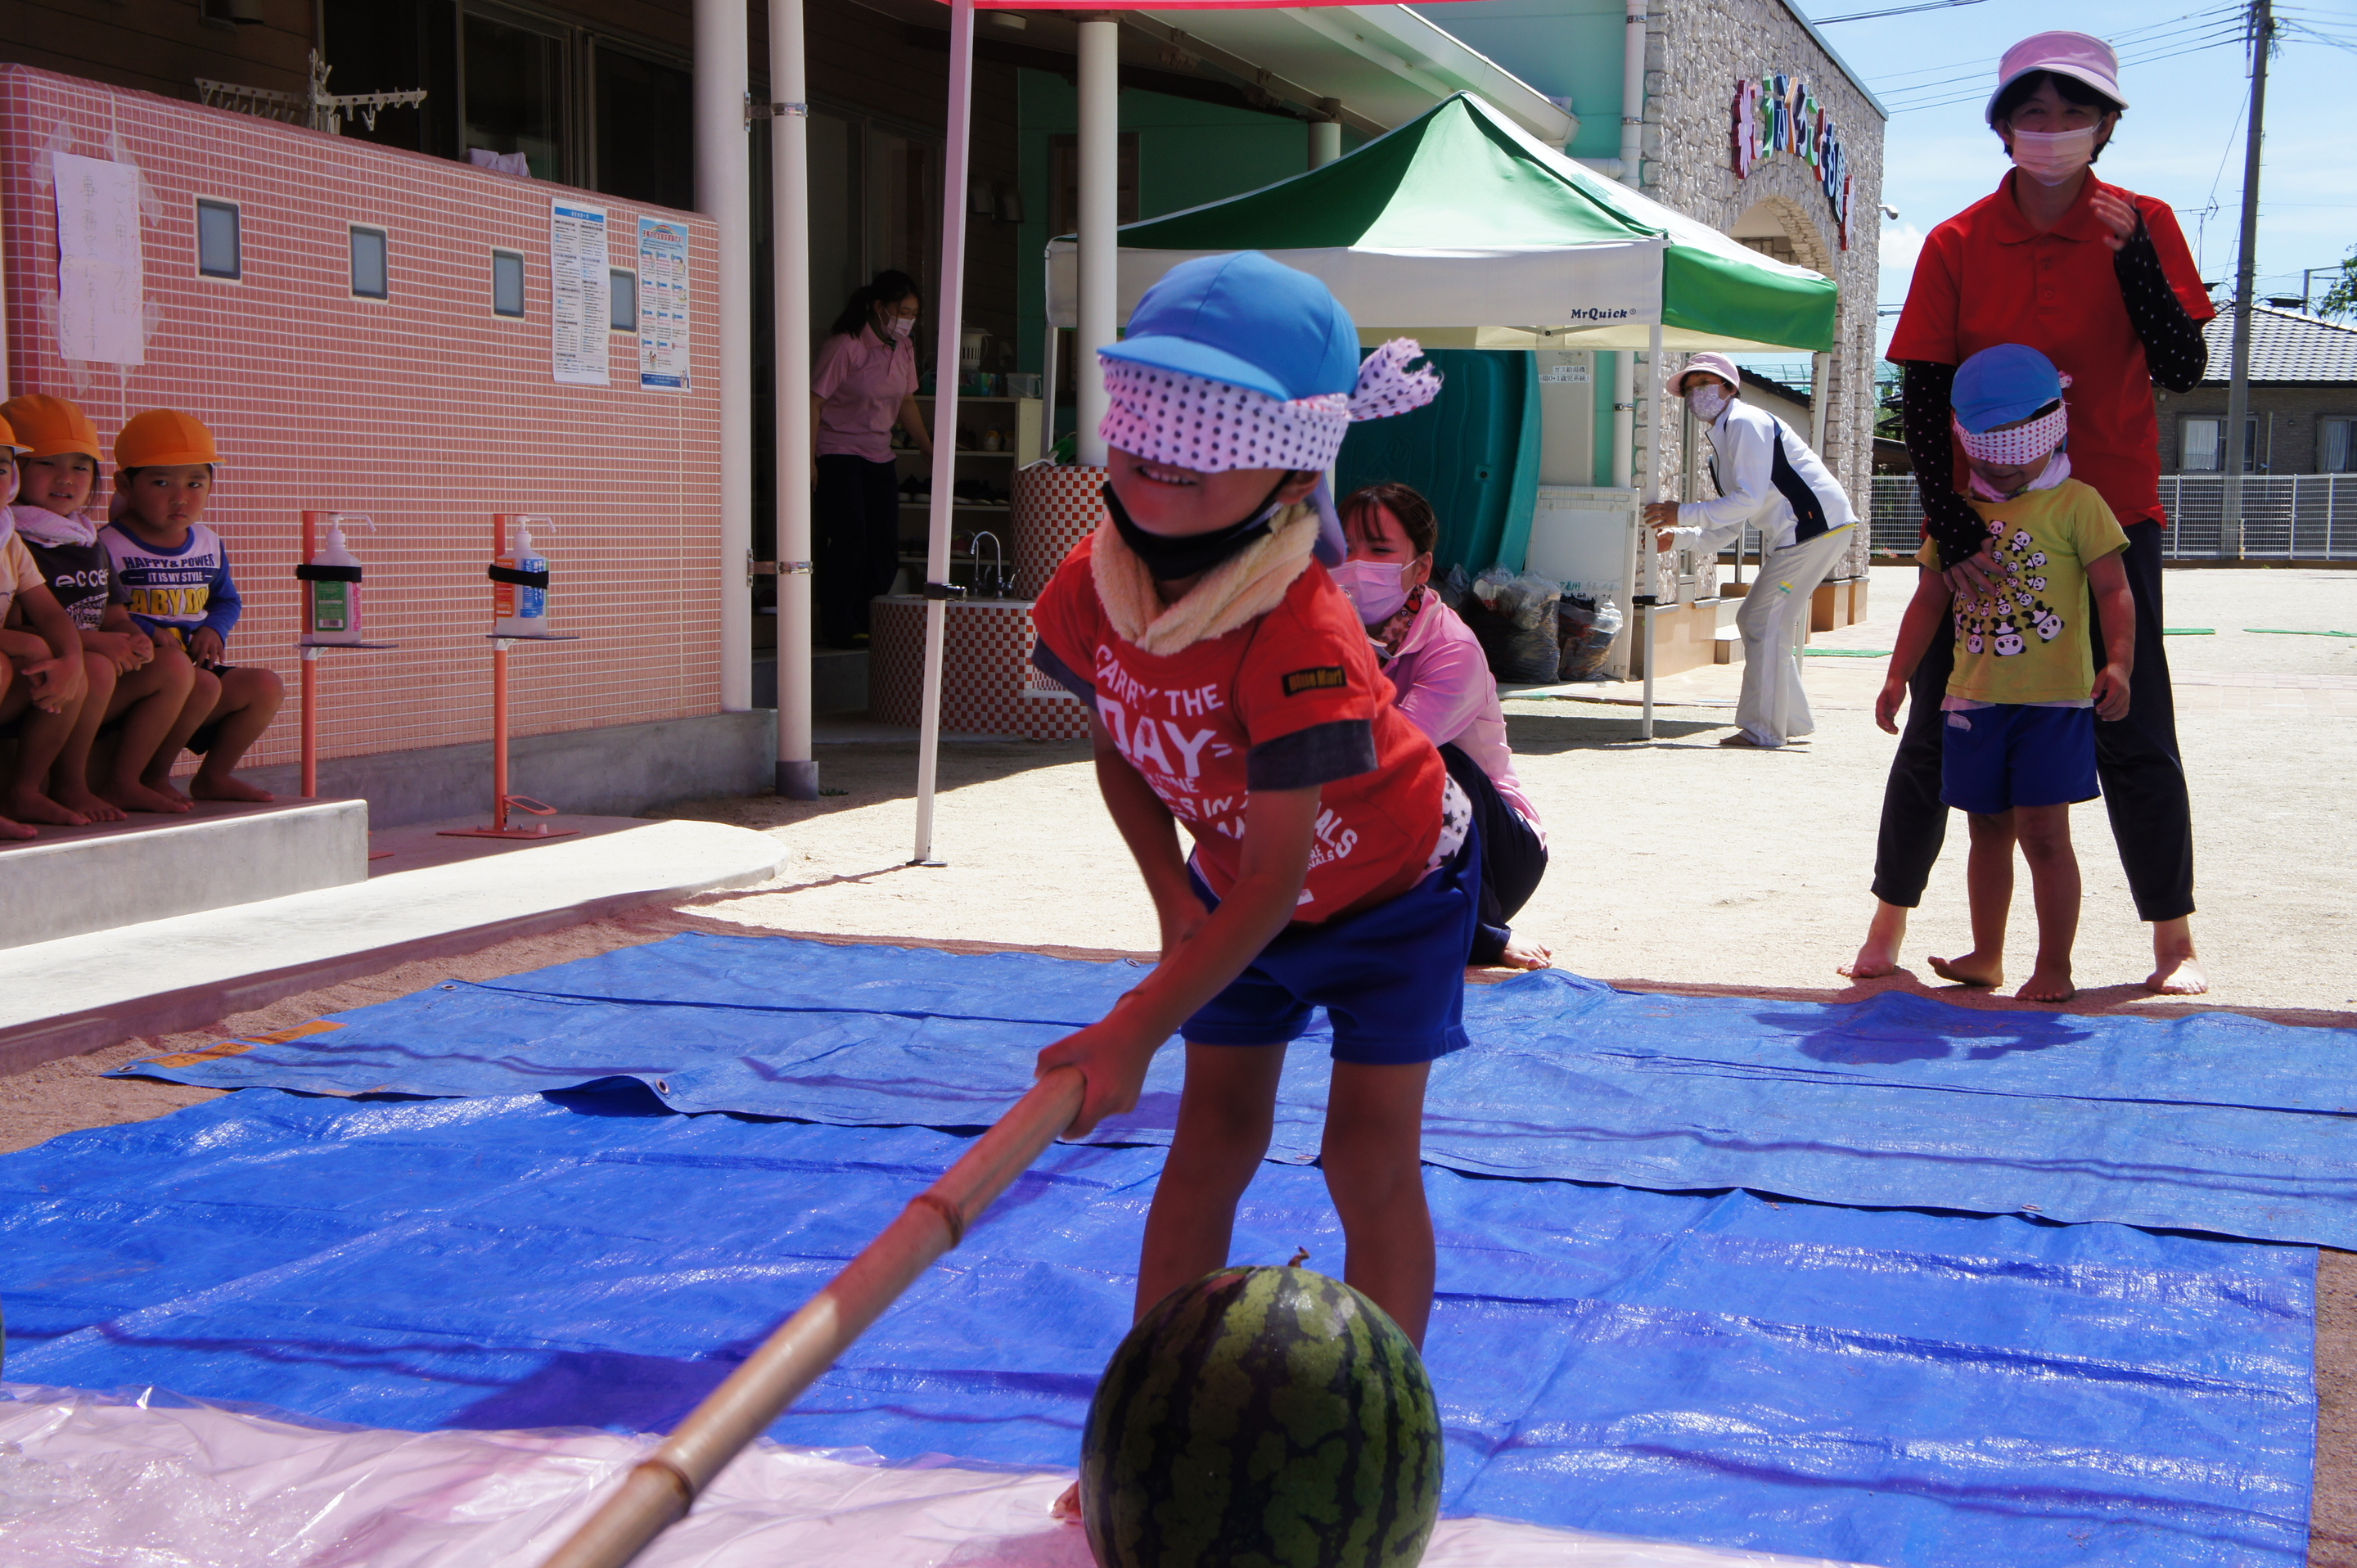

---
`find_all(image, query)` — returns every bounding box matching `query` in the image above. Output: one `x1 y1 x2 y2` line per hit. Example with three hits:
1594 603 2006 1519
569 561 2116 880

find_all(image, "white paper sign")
549 200 610 387
637 216 690 391
52 152 144 366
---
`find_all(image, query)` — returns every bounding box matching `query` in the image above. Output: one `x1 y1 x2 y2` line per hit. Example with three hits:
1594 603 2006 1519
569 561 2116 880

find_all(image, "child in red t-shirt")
1031 253 1470 1351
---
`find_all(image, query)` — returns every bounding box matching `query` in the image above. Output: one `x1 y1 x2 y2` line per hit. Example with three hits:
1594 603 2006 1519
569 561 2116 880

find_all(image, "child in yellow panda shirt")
1875 345 2134 1004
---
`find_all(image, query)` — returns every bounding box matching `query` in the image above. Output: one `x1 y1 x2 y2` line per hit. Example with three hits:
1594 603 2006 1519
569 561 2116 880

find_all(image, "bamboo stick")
537 1066 1088 1568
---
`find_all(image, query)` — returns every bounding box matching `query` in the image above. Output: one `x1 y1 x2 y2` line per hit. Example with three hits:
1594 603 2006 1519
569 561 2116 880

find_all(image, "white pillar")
1611 351 1634 490
696 0 753 714
1075 14 1120 466
770 0 818 797
1620 0 1647 188
1309 118 1342 169
910 0 977 865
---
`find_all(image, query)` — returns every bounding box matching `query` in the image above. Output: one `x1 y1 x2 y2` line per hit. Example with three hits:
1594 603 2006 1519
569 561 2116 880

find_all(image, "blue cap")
1952 344 2066 434
1101 252 1360 403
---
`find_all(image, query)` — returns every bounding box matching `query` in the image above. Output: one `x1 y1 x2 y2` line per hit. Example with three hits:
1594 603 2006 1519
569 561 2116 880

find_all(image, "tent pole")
910 0 976 866
696 0 753 716
1611 352 1634 490
772 0 818 800
1075 14 1119 464
1041 323 1059 459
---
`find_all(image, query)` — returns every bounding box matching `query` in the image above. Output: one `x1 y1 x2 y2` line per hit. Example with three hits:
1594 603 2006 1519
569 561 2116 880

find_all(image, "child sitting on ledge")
103 409 282 804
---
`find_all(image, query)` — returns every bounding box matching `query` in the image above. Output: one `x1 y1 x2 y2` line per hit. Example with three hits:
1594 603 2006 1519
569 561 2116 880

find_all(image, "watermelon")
1080 1264 1442 1568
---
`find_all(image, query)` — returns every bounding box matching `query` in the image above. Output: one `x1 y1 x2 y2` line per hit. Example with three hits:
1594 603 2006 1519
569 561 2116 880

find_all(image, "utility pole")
2221 0 2274 558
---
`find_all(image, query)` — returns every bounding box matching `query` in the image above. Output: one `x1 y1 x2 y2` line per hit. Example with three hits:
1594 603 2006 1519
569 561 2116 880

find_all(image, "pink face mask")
1331 559 1412 624
2010 127 2096 187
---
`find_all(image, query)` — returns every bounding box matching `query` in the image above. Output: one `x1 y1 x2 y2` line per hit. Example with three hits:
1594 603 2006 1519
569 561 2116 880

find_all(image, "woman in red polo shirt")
1846 31 2214 995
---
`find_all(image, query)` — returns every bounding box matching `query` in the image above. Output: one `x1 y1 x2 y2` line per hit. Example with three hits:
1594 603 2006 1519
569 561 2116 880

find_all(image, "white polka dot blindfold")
1954 398 2068 466
1097 340 1442 475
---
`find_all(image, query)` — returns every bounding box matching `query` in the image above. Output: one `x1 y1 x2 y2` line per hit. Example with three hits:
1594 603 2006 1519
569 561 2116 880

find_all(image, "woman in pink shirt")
1335 483 1552 970
811 270 934 646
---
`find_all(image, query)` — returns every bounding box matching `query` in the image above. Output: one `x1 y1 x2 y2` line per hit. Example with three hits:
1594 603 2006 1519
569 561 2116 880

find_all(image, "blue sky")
1806 0 2357 357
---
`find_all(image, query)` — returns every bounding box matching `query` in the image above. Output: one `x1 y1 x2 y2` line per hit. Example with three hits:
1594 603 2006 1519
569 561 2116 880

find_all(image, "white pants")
1733 525 1854 746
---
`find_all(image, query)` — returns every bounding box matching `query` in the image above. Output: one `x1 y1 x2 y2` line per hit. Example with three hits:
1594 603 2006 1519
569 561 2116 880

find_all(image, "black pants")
1871 520 2195 921
1440 743 1549 964
815 454 902 646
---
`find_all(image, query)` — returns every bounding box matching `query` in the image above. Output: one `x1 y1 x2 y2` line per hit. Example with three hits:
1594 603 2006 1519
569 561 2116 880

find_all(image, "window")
593 44 693 210
609 266 637 333
492 249 526 318
196 199 241 280
463 10 567 182
2179 415 2259 473
2322 418 2357 473
349 226 390 300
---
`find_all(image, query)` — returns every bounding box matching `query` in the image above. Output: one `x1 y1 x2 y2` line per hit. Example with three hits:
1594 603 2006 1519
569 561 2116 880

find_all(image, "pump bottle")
302 513 371 646
492 516 554 636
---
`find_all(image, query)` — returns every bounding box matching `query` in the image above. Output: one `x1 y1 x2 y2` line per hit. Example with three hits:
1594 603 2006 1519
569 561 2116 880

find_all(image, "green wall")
1015 68 1363 388
1408 0 1626 163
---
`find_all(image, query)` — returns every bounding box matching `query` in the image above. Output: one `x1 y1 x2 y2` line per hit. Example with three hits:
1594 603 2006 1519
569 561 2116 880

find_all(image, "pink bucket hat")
1986 32 2127 125
1672 352 1741 396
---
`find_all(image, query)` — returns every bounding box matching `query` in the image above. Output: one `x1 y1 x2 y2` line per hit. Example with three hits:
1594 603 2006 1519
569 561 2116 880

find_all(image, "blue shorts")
1182 824 1480 1066
1940 704 2099 817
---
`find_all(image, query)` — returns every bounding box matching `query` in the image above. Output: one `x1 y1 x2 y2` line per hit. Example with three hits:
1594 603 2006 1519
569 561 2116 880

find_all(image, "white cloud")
1880 223 1926 274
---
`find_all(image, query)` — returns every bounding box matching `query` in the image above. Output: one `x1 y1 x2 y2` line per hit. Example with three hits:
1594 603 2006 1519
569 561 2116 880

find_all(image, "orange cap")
0 394 101 462
115 408 221 469
0 411 25 455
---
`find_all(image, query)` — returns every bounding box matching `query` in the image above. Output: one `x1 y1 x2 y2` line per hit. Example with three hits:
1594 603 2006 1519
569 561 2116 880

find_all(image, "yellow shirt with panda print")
1914 477 2129 706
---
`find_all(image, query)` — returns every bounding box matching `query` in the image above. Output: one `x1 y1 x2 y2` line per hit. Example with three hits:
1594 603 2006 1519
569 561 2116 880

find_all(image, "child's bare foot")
1493 935 1553 971
1927 950 2003 988
1839 902 1909 980
1 786 89 827
191 771 274 804
1052 1481 1082 1521
2016 963 2075 1003
0 813 37 841
52 786 126 824
2147 919 2207 995
100 778 195 814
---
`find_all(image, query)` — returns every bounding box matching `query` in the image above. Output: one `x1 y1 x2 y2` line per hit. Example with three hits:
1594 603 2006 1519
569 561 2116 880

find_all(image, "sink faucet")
970 529 1008 598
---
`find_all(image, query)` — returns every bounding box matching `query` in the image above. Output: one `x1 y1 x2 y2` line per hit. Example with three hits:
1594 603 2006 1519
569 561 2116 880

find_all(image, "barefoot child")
1030 254 1468 1370
0 412 96 838
1872 345 2134 1003
2 394 196 818
103 409 282 804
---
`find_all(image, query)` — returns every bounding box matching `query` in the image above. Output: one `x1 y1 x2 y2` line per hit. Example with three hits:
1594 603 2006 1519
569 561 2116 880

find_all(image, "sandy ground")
4 562 2352 1561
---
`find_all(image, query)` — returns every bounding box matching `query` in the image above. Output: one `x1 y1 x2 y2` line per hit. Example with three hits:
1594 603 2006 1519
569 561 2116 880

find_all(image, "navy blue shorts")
1182 824 1480 1066
1940 704 2099 817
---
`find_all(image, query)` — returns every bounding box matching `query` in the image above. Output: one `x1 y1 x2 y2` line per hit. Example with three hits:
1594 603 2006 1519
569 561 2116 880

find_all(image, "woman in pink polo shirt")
1336 482 1552 970
812 270 934 647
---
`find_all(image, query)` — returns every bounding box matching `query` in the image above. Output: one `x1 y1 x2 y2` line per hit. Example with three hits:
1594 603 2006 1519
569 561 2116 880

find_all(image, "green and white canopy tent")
1044 92 1839 356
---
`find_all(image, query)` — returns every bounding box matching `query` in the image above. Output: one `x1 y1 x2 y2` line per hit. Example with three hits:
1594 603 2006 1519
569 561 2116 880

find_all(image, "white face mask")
1688 384 1731 421
886 315 915 340
1331 559 1413 624
2009 126 2097 187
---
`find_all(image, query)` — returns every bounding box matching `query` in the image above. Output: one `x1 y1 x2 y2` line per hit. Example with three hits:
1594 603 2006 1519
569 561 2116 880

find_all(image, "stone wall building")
1640 0 1886 581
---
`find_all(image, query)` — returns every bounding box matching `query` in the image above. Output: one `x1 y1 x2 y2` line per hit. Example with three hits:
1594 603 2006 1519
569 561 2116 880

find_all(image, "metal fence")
1865 474 2357 560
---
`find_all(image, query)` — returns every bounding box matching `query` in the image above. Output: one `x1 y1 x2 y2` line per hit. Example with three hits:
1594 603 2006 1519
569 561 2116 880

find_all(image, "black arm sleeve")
1900 360 1987 569
2114 219 2210 393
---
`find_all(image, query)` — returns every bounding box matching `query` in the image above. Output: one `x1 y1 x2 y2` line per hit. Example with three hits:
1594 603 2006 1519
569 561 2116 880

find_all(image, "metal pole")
771 0 818 799
534 1068 1087 1568
910 0 976 866
300 649 318 799
696 0 755 710
1308 116 1341 169
2221 0 2273 560
490 642 512 836
1075 14 1120 466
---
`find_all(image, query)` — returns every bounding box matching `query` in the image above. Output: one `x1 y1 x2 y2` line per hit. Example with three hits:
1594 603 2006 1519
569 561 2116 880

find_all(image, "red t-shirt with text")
1890 171 2215 529
1031 534 1444 922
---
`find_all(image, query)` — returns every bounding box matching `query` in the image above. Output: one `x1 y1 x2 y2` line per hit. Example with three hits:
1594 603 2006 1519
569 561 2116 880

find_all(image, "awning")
1048 92 1839 353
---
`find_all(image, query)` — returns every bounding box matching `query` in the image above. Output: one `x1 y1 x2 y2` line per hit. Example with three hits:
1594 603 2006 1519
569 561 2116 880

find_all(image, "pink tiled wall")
0 65 723 773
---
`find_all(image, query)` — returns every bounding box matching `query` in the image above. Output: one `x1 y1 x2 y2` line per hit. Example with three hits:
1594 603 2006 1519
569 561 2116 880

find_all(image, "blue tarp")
0 1086 2315 1568
118 934 2357 1246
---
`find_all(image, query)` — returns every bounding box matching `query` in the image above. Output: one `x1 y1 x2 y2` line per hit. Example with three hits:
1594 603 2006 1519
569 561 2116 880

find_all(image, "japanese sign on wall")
52 152 144 365
1731 74 1855 252
636 217 691 391
550 200 611 387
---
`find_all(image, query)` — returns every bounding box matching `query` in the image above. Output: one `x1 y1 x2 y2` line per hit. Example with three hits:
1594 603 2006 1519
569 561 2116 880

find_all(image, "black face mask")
1102 478 1293 583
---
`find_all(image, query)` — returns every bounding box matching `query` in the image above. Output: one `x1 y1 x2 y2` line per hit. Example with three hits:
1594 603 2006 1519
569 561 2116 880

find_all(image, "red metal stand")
439 514 580 841
297 510 397 858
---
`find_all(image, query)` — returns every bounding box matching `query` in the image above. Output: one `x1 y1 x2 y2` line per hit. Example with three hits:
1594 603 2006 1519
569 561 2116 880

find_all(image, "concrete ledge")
0 818 785 1075
0 800 368 950
236 710 780 829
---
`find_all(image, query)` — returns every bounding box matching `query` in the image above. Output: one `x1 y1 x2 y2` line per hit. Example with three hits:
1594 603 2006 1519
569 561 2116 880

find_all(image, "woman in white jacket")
1641 352 1857 749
